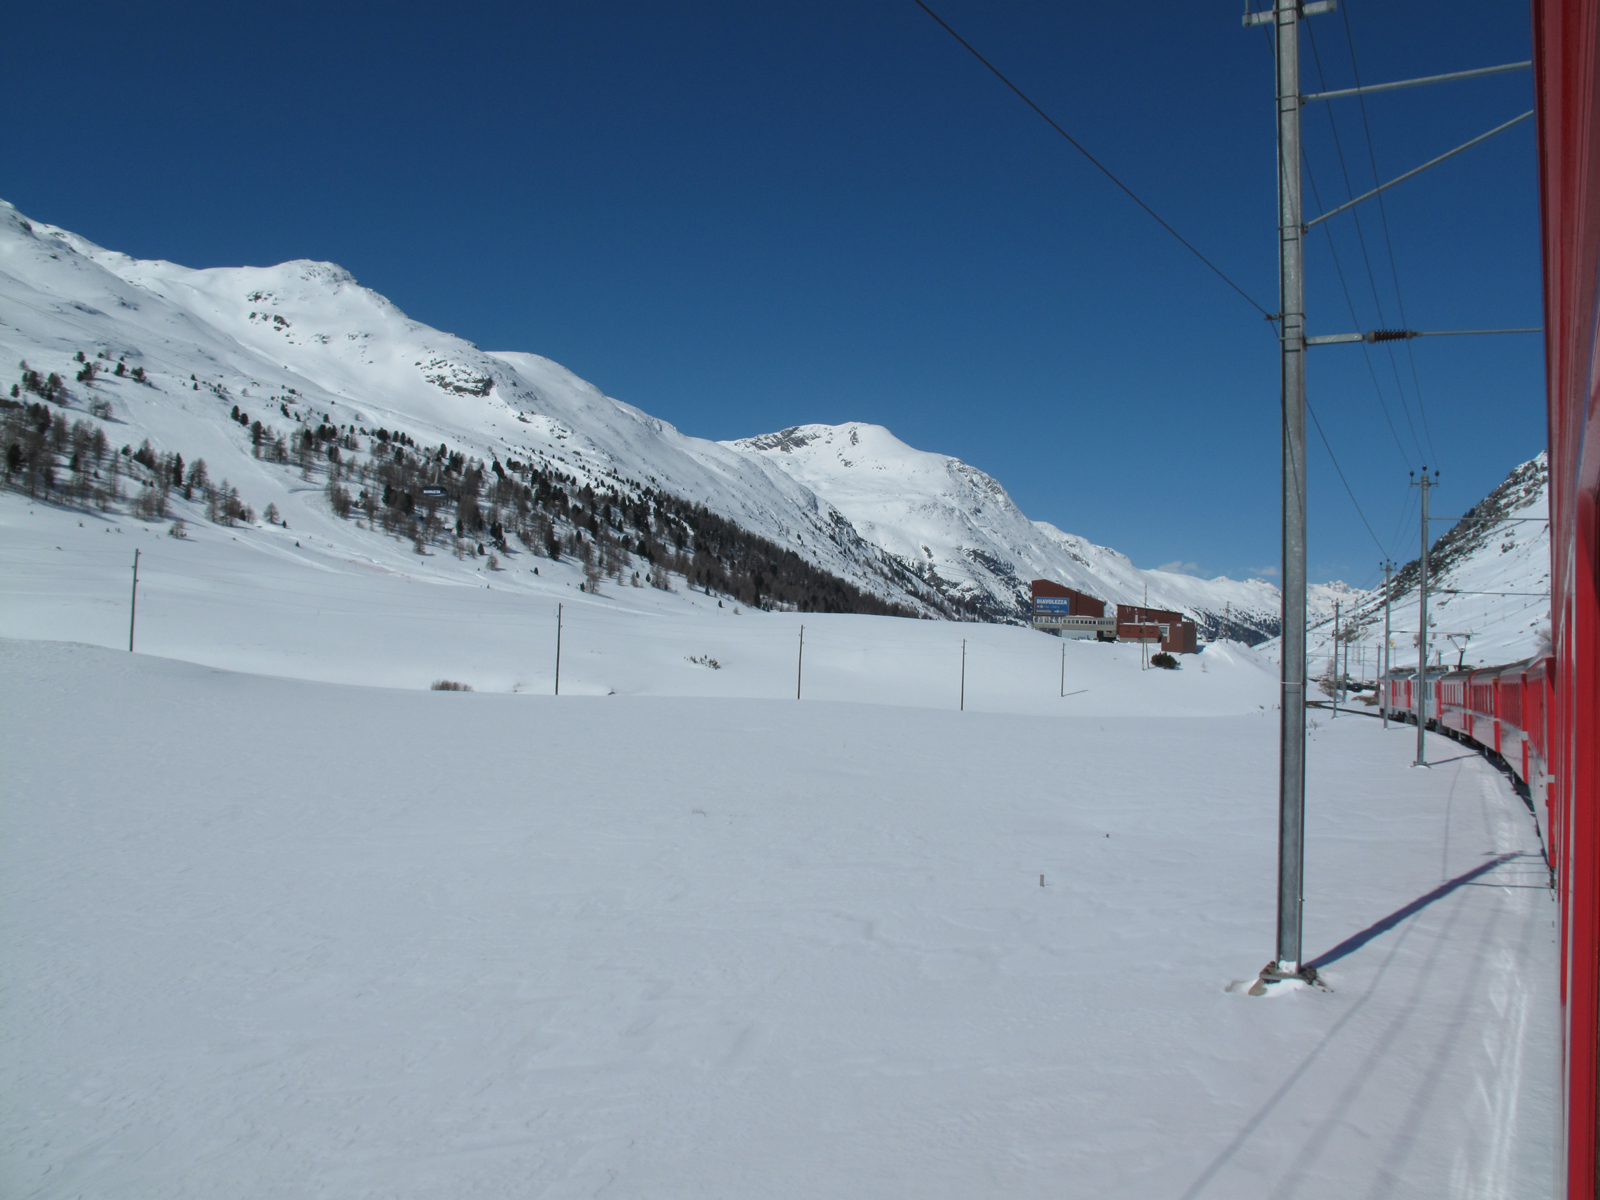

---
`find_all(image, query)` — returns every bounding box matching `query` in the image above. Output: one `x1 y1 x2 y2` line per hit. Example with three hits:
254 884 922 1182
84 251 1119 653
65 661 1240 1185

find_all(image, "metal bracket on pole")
1243 1 1334 26
1307 327 1541 345
1300 60 1531 104
1304 111 1534 230
1400 327 1542 339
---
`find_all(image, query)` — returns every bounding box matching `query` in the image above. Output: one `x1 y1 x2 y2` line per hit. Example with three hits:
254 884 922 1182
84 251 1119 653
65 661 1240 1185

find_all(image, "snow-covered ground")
1 635 1554 1198
0 488 1278 715
0 480 1559 1196
0 199 1559 1197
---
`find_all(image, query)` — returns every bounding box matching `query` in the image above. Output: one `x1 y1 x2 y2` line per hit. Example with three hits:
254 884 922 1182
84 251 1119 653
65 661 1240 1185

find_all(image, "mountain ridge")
0 198 1405 637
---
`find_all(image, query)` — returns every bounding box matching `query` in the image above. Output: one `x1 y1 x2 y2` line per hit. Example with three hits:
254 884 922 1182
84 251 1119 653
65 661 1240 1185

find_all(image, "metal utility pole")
128 549 140 652
1331 599 1340 718
1381 558 1394 729
1411 469 1437 765
554 602 563 696
1141 585 1151 670
797 625 804 700
1341 618 1350 705
1243 0 1334 985
1060 639 1066 697
1271 0 1310 982
960 638 966 711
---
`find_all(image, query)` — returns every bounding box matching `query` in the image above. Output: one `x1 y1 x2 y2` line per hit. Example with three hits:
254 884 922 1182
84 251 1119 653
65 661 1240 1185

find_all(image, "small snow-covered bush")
430 680 473 692
1151 652 1179 670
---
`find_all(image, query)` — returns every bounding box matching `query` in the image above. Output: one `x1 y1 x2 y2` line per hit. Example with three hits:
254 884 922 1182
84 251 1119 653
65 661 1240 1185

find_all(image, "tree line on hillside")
3 393 248 526
2 356 926 618
336 423 921 616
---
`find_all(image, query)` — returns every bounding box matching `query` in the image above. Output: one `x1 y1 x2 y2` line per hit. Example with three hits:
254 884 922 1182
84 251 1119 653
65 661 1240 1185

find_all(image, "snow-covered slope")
0 200 941 612
0 199 1293 632
730 423 1286 633
1276 454 1551 680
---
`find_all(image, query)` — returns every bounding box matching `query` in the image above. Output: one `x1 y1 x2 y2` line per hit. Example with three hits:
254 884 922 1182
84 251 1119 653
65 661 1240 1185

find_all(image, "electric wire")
910 0 1274 319
1256 13 1399 561
1387 484 1416 557
1306 396 1389 554
928 1 1407 578
1339 3 1441 466
1301 149 1419 469
1304 22 1430 465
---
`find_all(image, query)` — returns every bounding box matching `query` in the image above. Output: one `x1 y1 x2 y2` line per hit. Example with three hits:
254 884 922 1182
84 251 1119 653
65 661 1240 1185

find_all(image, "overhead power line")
1338 3 1441 466
915 2 1400 575
910 0 1274 319
1306 398 1389 555
1304 20 1430 467
1301 140 1419 468
1260 15 1399 562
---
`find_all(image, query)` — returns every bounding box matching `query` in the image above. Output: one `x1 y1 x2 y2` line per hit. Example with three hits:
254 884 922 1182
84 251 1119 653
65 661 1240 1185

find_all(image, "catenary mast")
1244 0 1336 986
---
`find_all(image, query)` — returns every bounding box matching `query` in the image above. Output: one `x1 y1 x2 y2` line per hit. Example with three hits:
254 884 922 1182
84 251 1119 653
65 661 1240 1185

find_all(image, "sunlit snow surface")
0 196 1558 1196
0 502 1557 1197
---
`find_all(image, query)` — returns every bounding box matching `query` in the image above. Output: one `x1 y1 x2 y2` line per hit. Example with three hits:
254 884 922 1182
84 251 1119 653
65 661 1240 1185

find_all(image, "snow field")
0 635 1554 1198
0 491 1279 715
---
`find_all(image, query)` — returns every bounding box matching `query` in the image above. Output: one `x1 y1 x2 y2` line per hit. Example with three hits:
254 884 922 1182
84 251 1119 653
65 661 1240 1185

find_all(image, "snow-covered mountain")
1275 454 1551 680
727 422 1287 632
0 197 1339 634
0 201 946 606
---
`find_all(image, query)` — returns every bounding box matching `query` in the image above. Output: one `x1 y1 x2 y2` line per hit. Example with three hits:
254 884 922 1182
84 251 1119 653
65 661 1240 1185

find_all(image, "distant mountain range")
0 199 1518 642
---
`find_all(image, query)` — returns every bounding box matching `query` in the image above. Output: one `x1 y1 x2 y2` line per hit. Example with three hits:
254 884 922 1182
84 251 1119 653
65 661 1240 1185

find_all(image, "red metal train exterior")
1532 2 1597 1192
1378 659 1556 848
1378 5 1597 1184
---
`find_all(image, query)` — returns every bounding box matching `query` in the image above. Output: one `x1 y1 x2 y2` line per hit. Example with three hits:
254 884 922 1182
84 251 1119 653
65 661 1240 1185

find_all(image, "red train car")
1381 660 1555 848
1533 2 1600 1191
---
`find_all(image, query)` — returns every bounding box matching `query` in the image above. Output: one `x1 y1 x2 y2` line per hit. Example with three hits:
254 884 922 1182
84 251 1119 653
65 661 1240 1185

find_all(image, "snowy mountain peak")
731 421 1288 632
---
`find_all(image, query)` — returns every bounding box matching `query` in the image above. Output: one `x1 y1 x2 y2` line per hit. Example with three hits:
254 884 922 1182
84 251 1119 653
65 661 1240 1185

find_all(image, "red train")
1379 658 1556 855
1535 1 1600 1192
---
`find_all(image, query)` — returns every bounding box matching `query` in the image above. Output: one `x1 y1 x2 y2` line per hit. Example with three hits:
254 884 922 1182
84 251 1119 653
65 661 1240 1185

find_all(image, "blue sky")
4 1 1541 588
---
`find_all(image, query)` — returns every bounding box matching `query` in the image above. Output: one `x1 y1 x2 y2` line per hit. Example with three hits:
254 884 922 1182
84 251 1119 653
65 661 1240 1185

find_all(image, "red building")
1114 605 1198 654
1029 580 1114 638
1029 579 1105 617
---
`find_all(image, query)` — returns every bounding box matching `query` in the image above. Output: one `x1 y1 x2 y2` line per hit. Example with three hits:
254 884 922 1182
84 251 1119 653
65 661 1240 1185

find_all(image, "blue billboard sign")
1033 597 1076 615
